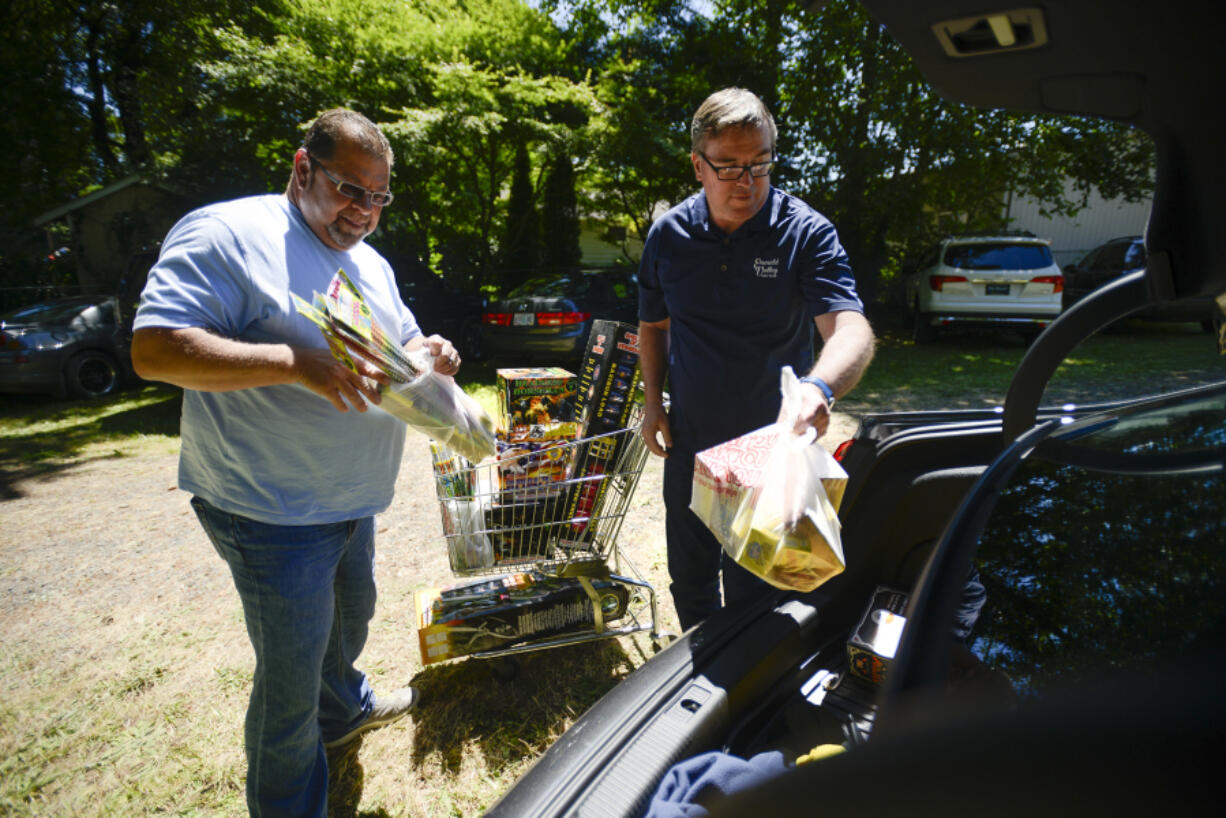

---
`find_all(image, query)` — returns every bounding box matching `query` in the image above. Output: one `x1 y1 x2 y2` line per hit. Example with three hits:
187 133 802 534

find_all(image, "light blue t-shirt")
134 194 421 525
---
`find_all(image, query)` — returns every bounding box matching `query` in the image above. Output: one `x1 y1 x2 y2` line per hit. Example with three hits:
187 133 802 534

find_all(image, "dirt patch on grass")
0 408 863 815
0 424 677 815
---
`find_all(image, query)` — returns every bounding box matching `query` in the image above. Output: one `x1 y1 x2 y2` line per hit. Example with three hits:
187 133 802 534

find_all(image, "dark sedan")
1063 235 1216 329
481 268 638 364
0 295 132 398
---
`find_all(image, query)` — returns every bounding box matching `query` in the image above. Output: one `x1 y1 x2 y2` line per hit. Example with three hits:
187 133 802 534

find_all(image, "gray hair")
302 108 394 168
690 88 777 154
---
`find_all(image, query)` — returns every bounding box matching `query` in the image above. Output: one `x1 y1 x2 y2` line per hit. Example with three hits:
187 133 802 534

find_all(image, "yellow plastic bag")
690 367 847 592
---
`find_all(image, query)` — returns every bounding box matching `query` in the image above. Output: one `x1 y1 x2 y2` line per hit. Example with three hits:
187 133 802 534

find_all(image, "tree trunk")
83 24 119 175
112 60 152 169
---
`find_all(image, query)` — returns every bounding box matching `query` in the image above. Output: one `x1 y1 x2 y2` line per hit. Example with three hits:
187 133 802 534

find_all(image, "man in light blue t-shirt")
132 109 460 818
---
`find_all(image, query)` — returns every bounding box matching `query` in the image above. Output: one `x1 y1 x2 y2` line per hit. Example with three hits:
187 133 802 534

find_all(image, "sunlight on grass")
0 388 175 439
0 385 182 465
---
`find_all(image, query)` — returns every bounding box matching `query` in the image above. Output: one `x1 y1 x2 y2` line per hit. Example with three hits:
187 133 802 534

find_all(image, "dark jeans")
663 449 772 631
191 497 376 818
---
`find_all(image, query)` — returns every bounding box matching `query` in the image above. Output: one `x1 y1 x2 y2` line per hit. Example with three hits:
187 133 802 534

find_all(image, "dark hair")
690 88 777 154
302 109 394 167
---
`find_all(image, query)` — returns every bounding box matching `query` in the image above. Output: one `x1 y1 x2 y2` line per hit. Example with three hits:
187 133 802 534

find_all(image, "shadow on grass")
407 640 636 775
326 740 392 818
0 383 182 499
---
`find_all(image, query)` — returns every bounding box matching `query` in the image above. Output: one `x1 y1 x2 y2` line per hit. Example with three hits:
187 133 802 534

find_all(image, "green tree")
383 63 596 289
2 0 276 291
553 0 1154 306
502 142 542 291
1 2 95 290
541 151 583 274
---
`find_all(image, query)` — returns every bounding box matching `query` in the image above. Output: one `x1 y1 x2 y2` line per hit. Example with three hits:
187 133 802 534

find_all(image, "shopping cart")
419 413 666 664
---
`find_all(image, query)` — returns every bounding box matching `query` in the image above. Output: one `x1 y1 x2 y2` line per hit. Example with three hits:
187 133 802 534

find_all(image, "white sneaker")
324 686 419 749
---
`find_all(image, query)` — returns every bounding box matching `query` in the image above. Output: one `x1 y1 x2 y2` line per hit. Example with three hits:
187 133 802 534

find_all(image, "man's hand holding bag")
689 367 847 592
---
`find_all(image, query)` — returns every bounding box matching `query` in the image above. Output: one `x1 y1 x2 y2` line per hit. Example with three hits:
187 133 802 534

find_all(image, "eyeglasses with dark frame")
306 152 394 207
697 151 776 182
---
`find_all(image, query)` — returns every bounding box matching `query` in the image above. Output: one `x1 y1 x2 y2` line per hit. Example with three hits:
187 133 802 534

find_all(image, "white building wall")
578 225 644 267
1004 179 1152 266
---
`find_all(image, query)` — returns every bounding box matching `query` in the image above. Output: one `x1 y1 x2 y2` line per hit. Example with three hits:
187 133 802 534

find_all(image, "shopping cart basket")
418 416 666 664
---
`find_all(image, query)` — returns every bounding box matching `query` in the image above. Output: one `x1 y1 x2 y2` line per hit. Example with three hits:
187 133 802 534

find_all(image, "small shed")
33 175 189 293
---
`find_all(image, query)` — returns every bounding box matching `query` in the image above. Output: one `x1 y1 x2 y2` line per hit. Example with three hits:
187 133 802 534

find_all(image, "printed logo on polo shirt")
753 257 780 278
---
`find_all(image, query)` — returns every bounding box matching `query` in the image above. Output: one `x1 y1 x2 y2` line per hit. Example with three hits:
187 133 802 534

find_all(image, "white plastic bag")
377 348 497 464
690 366 847 592
440 497 495 573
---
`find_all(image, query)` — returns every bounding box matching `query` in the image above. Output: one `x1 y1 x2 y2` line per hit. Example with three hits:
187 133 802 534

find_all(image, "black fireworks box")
496 367 579 431
847 586 909 685
483 494 569 563
560 321 643 545
415 571 629 665
574 320 642 438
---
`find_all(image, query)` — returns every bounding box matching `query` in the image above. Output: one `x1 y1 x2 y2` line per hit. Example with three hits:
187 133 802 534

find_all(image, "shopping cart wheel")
651 632 677 653
489 656 521 682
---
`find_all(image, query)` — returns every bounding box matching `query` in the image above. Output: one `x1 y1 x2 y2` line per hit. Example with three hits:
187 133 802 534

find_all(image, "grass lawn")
0 322 1221 816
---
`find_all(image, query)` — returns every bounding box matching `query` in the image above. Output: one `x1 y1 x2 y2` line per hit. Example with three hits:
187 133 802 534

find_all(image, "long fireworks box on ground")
847 586 909 685
415 570 630 664
560 321 643 546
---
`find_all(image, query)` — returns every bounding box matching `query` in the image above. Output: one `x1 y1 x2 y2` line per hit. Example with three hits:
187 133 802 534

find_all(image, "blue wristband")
800 375 836 408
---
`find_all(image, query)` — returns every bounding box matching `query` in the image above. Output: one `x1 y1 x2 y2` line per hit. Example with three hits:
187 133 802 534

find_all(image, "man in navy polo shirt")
638 87 875 630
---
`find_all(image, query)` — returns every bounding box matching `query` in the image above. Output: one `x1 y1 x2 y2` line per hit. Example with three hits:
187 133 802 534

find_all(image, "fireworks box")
415 571 630 664
560 321 643 545
496 367 579 431
556 434 621 548
847 586 909 685
483 495 568 563
574 320 642 439
495 421 580 502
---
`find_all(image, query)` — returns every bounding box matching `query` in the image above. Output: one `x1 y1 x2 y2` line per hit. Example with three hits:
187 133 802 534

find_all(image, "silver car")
0 295 132 398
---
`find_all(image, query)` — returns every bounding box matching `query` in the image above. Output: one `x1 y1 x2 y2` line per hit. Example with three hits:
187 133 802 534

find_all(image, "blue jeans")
191 497 377 818
663 449 770 631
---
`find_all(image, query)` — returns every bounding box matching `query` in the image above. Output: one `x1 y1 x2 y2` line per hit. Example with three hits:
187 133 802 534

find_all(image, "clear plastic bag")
440 497 495 572
377 348 497 464
690 366 847 592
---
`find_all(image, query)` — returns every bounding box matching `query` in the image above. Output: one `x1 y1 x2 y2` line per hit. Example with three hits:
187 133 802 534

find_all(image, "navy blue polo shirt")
638 186 863 453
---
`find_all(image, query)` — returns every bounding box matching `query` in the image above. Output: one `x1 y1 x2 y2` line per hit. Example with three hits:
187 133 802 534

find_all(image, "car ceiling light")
932 7 1048 58
987 14 1016 47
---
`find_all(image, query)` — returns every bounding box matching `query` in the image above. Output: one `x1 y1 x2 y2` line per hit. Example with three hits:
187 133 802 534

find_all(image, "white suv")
905 233 1064 342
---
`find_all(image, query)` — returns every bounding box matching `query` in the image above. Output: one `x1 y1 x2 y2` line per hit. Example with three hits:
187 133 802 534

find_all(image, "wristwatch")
800 374 836 409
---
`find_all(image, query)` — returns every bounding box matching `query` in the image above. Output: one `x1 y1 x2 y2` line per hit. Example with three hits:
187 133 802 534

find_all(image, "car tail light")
1031 274 1064 293
929 275 968 291
1 331 26 351
832 438 855 462
482 312 512 326
536 311 590 326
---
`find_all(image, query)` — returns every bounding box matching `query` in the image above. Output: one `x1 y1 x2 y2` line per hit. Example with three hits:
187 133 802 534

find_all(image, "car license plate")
513 312 535 326
985 283 1011 295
